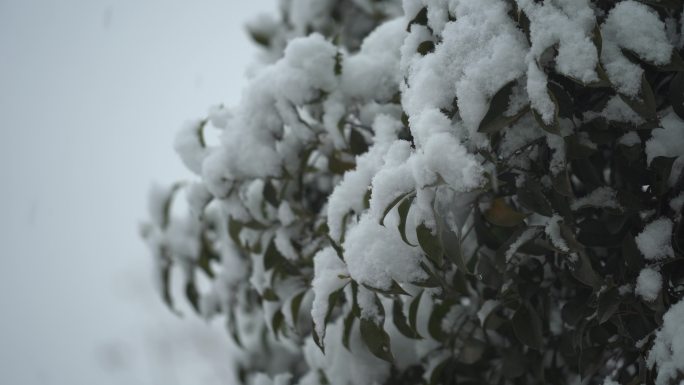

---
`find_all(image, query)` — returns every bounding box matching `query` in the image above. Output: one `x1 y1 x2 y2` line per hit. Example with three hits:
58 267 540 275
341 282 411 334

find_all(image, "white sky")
0 1 275 384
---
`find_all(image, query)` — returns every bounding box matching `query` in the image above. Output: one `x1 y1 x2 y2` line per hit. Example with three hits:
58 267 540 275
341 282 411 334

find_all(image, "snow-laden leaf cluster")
142 1 684 384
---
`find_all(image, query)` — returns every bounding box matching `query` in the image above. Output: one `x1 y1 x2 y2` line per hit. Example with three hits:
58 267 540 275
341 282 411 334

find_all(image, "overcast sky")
0 1 275 384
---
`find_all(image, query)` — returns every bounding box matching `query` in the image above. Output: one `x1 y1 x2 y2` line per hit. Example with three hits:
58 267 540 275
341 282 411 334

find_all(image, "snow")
635 267 662 302
571 187 621 211
545 215 569 252
618 131 640 147
585 96 644 125
645 111 684 186
601 1 673 96
647 298 684 385
419 132 485 191
519 0 598 83
343 213 425 289
635 218 674 261
341 18 406 101
401 0 527 144
174 119 208 175
311 247 349 338
505 227 538 262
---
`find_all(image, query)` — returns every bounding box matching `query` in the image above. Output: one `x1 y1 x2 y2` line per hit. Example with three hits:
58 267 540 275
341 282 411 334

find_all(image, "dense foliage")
142 1 684 384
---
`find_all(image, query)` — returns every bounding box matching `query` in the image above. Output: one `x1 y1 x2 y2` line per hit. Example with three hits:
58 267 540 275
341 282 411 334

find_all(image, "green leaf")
458 338 487 364
159 262 179 315
517 179 553 217
227 308 243 348
392 298 421 339
334 51 343 76
271 310 285 339
597 287 621 324
501 349 526 379
669 71 684 120
408 290 423 335
328 152 355 174
571 252 603 289
428 357 450 385
417 40 435 55
591 23 602 56
263 180 279 207
185 280 200 314
552 170 573 197
359 318 394 362
565 135 596 160
416 222 443 266
342 310 356 350
484 198 528 227
406 7 428 32
548 81 573 119
247 29 270 47
441 226 468 273
428 300 455 340
478 80 529 134
512 303 543 350
290 291 306 329
362 280 409 296
264 238 285 271
650 156 677 196
349 128 368 155
397 194 417 246
619 74 657 122
262 288 280 302
379 191 415 226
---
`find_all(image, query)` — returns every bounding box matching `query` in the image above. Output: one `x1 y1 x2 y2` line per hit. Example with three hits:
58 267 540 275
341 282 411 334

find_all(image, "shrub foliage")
142 1 684 384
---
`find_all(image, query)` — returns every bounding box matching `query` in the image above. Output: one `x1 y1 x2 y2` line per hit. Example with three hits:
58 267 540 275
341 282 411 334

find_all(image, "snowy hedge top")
142 1 684 384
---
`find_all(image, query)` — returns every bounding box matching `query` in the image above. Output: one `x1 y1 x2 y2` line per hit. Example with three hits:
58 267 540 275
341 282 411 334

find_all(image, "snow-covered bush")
141 1 684 384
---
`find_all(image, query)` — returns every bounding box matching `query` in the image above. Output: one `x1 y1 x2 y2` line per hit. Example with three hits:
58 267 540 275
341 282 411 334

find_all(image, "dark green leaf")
548 81 573 119
408 290 423 335
185 280 200 313
428 300 455 340
262 288 280 302
416 223 443 266
517 179 553 217
458 338 486 364
359 318 394 362
597 287 621 324
380 191 415 226
428 357 450 385
512 303 543 350
342 310 356 350
619 74 656 122
290 291 306 329
478 80 529 134
263 180 279 207
484 197 528 227
552 170 573 197
393 298 421 339
669 71 684 119
328 152 355 174
349 128 368 155
397 194 417 246
271 310 285 339
571 252 603 289
362 280 409 296
417 41 435 55
334 51 343 76
264 238 286 271
406 7 428 32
